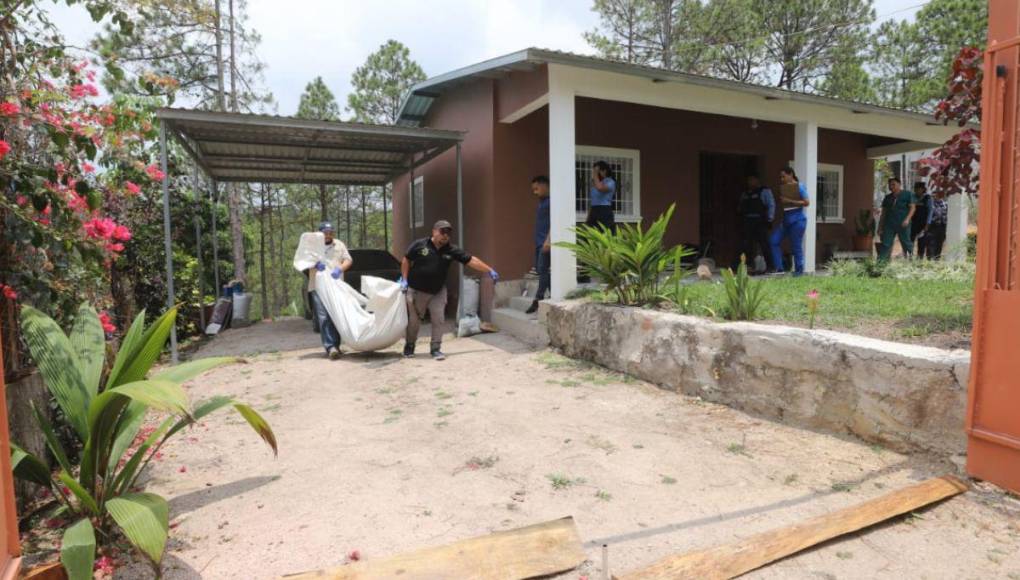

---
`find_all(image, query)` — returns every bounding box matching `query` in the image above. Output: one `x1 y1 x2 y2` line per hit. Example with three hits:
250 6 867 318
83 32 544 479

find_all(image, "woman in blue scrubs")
769 166 811 275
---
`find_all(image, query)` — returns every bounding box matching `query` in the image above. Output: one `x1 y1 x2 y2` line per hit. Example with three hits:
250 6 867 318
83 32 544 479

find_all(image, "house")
390 48 962 305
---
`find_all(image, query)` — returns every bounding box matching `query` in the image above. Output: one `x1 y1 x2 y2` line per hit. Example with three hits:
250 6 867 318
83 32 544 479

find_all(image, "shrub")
11 304 276 577
827 257 973 283
557 204 695 306
720 257 766 321
855 209 876 236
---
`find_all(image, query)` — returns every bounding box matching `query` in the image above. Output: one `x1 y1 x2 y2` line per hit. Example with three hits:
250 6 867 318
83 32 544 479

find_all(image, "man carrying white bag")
293 225 408 356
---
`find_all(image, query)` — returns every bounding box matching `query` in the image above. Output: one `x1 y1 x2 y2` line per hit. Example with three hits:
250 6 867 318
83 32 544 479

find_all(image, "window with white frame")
817 163 844 223
409 176 424 228
574 146 641 222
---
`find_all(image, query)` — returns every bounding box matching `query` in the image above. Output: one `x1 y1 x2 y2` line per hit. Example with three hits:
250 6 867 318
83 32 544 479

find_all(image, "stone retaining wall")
546 300 970 456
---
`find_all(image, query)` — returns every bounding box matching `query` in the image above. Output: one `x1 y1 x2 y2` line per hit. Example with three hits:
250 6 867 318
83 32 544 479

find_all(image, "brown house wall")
392 82 879 284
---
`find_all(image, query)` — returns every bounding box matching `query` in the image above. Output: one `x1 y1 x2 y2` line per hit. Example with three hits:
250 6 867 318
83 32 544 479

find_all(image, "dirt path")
120 318 1020 579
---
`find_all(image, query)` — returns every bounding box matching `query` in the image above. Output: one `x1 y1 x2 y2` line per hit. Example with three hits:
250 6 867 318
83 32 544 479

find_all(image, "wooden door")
699 153 760 267
966 0 1020 494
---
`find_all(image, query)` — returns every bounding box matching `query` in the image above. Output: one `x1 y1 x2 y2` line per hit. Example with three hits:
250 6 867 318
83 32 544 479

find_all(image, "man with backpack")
737 174 775 273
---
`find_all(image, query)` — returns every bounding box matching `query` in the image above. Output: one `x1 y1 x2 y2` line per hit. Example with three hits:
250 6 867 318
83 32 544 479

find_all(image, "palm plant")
557 204 694 306
720 256 767 321
10 304 277 578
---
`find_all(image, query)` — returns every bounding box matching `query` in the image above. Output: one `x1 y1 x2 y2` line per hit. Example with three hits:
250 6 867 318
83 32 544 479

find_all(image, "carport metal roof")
156 108 467 364
156 108 464 185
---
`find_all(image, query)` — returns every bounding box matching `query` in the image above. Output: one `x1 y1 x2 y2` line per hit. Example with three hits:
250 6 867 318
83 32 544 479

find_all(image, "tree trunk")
275 192 291 312
258 185 269 320
228 0 238 112
361 186 367 248
319 184 328 221
228 184 246 283
214 0 226 111
265 187 281 316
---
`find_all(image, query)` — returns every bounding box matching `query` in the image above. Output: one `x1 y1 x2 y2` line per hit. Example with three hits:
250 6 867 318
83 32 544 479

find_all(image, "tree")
296 76 341 220
918 47 982 199
870 20 932 110
752 0 875 90
703 0 767 83
819 40 875 103
913 0 987 104
346 40 426 124
584 0 649 64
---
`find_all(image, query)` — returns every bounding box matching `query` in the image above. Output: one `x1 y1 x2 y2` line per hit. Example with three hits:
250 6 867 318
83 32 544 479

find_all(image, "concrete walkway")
122 318 1020 579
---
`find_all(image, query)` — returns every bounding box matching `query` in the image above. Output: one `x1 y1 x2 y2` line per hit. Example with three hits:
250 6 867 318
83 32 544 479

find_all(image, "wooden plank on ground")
282 516 586 580
616 475 968 580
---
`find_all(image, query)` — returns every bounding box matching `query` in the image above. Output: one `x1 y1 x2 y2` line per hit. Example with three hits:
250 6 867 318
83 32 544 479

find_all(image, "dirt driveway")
122 318 1020 579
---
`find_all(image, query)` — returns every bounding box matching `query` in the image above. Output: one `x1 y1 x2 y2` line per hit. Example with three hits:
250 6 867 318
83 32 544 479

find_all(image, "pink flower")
106 242 125 253
67 194 87 212
15 195 27 207
41 205 51 216
98 311 116 333
124 181 141 195
0 140 9 160
0 102 19 116
806 290 819 301
83 218 116 239
82 162 95 173
112 225 132 241
1 285 17 300
348 550 361 562
69 83 99 100
178 466 187 473
145 164 166 181
94 555 115 574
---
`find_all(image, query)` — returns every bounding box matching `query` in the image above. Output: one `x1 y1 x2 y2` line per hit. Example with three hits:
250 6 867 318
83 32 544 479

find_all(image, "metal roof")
397 47 945 128
157 108 464 185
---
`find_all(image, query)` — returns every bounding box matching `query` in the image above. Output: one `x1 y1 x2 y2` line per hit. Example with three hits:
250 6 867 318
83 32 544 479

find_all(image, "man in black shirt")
401 220 499 360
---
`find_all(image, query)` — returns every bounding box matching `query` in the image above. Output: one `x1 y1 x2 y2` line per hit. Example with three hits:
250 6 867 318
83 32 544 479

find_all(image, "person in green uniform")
877 177 917 261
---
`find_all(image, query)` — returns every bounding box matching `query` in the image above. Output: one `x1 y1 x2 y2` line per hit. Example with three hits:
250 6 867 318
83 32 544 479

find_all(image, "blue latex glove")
331 267 343 280
314 261 326 272
488 270 500 282
398 277 409 293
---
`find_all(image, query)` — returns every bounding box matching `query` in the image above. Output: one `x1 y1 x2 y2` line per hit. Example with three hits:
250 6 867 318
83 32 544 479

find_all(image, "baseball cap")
318 221 335 232
433 220 453 232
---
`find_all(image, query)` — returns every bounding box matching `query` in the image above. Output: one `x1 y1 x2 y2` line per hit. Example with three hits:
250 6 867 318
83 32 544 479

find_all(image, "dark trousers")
912 226 928 259
738 217 772 270
927 224 947 260
309 290 340 352
535 247 551 300
586 205 616 233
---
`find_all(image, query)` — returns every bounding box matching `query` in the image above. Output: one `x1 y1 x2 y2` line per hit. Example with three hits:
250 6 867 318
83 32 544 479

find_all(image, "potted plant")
853 209 876 252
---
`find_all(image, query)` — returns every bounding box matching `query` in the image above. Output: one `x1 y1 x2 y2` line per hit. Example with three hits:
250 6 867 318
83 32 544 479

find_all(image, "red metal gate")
966 0 1020 494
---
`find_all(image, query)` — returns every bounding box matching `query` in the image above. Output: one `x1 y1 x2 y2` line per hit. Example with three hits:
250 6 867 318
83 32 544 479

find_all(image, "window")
816 163 844 223
575 146 641 222
409 175 424 228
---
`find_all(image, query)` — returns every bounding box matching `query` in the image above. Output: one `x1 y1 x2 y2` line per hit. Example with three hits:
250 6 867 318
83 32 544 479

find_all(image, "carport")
156 108 465 362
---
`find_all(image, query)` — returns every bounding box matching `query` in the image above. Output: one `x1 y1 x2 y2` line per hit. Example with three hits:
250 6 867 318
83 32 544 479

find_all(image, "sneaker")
328 348 342 360
403 343 415 358
525 300 539 315
430 349 446 361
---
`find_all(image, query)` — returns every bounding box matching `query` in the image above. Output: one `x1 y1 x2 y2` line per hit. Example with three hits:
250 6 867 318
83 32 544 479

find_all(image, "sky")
46 0 930 115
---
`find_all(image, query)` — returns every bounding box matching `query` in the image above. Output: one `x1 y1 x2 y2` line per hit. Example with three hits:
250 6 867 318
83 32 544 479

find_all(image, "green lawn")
680 274 974 348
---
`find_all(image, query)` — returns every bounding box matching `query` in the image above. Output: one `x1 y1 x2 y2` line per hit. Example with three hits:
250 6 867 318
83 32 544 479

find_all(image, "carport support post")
209 177 221 294
159 123 179 364
456 143 464 324
794 121 818 273
548 71 577 299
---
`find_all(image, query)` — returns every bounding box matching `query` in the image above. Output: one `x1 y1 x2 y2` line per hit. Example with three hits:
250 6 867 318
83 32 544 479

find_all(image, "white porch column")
548 67 577 299
794 122 818 272
946 193 969 262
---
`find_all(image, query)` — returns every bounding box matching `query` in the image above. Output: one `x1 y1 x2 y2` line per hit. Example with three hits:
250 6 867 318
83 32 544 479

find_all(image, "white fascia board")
550 64 960 144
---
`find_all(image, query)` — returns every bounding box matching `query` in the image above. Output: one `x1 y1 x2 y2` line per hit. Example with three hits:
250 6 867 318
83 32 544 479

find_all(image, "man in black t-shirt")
400 220 499 360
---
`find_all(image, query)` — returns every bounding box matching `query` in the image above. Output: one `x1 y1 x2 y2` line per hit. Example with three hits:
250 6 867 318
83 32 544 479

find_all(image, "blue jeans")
535 248 551 300
309 290 340 352
770 212 807 274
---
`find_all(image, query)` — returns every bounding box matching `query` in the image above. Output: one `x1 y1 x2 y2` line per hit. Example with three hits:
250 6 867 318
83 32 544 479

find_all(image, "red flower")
1 285 17 301
15 195 27 207
124 181 141 195
106 242 125 253
178 466 187 473
98 311 116 334
94 555 115 574
82 162 95 173
0 102 19 116
145 164 166 181
348 550 361 562
113 225 132 241
0 140 10 160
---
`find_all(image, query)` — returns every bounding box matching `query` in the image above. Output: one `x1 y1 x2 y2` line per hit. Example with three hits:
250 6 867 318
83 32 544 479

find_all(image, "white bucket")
461 278 480 317
232 292 252 322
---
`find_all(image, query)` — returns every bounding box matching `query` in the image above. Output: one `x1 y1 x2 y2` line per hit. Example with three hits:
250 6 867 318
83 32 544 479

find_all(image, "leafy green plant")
10 304 277 578
720 257 767 321
556 204 695 306
854 209 876 236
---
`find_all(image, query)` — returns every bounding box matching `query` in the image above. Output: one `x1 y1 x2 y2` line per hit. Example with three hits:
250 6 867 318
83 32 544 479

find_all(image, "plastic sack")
461 278 479 317
457 314 481 338
293 232 407 351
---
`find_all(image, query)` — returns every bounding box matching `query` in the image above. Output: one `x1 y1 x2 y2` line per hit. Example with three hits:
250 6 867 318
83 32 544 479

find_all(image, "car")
345 249 402 293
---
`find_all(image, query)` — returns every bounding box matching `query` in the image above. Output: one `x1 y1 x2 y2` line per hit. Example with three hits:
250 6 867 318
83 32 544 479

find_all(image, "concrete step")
492 307 548 347
508 295 539 313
